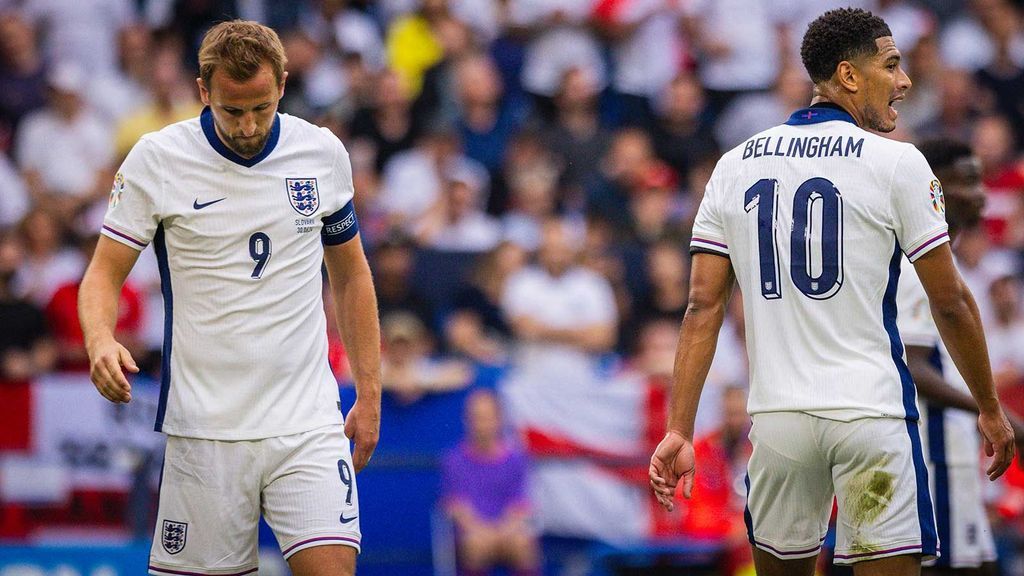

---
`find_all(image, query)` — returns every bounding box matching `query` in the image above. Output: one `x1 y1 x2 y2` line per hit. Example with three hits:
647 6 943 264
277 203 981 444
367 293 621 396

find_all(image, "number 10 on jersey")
743 177 844 300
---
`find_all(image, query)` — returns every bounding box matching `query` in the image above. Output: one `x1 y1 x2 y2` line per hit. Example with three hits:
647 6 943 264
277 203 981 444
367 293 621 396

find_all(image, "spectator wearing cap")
626 161 687 244
15 61 113 223
413 161 502 252
380 311 474 405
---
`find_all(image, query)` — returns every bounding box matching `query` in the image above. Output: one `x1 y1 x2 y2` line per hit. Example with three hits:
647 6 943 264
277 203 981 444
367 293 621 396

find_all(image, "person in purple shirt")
441 389 540 576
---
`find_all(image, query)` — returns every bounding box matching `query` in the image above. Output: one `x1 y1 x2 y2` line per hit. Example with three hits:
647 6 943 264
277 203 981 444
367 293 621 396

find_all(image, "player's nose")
897 66 912 91
241 114 257 137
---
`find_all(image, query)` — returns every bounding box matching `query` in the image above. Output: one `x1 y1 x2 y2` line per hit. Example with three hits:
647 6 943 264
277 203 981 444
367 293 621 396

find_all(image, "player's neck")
808 90 862 127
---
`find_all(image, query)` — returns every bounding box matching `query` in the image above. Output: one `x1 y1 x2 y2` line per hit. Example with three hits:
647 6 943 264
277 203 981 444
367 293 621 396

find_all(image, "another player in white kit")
897 139 1024 575
649 8 1015 576
78 21 381 576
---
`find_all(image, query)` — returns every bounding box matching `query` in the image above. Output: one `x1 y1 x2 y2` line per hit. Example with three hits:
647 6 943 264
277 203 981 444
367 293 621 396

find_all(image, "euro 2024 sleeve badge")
929 179 945 214
161 520 188 554
108 172 125 209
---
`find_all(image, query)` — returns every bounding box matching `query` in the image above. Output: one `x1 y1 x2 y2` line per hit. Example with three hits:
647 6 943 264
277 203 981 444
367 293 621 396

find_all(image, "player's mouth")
888 95 904 118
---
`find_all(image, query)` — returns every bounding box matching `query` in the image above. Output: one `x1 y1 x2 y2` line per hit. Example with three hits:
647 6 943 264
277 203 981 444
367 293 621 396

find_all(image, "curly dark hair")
800 8 893 84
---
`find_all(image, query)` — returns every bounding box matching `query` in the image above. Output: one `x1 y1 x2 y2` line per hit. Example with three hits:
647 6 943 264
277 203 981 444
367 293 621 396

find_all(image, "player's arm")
79 236 142 403
323 233 381 473
650 252 734 510
913 243 1015 479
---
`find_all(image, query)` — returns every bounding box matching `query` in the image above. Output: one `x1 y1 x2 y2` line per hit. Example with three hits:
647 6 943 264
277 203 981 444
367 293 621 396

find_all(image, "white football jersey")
102 108 360 440
897 257 980 466
692 104 949 420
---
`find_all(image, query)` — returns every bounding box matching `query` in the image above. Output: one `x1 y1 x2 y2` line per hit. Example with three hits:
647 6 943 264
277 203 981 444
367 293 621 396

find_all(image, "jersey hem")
148 561 258 576
904 227 950 262
101 225 148 250
280 531 361 559
160 415 344 441
748 409 908 422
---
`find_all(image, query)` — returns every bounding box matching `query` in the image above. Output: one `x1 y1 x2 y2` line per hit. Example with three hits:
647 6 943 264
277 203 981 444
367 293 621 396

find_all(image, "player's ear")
278 71 288 99
197 77 210 106
835 61 859 94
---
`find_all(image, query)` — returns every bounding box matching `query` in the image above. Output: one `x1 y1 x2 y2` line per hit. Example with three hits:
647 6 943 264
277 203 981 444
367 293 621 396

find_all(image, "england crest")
161 520 188 554
286 178 320 216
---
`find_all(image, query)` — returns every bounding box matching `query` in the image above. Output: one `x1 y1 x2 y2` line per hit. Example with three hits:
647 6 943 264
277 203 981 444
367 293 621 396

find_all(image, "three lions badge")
286 178 320 216
162 520 188 554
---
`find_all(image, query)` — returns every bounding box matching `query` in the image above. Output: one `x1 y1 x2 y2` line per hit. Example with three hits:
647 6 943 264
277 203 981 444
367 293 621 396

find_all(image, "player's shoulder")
134 115 203 154
279 113 348 153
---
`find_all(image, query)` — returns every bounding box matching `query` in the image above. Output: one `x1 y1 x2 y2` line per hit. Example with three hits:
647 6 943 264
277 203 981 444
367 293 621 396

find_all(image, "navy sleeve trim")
322 200 359 245
689 247 731 259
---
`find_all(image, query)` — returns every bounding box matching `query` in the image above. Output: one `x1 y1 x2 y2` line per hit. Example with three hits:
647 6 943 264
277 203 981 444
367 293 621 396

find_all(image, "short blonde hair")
198 20 287 88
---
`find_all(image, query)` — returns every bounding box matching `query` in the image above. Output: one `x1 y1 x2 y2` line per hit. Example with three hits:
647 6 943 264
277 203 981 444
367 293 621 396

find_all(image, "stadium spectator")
506 0 607 118
988 275 1024 393
305 0 386 73
14 207 84 307
380 311 474 405
540 67 611 207
626 162 688 244
715 65 811 152
15 62 113 223
593 0 685 126
589 127 663 232
679 0 788 115
454 52 525 175
113 36 201 160
972 115 1024 248
0 151 29 227
87 24 152 126
0 229 55 383
21 0 137 77
385 0 448 98
371 233 438 331
501 218 618 425
440 388 539 576
377 126 487 232
414 16 478 130
939 0 1024 72
500 135 561 250
627 240 689 344
0 12 47 151
444 241 526 364
413 162 502 252
350 68 423 173
45 234 143 373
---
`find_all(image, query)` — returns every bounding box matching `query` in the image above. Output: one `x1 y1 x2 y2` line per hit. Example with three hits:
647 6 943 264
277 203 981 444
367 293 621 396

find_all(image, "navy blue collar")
200 106 281 167
785 102 858 126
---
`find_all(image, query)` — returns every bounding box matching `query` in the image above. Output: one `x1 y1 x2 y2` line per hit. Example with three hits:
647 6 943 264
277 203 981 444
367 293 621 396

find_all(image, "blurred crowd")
2 0 1024 573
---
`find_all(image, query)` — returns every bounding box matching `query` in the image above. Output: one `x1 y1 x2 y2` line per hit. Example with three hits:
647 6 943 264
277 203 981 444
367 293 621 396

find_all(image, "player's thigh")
830 417 937 566
745 412 834 560
851 553 921 576
752 547 817 576
261 424 361 562
927 463 997 570
288 544 356 576
149 435 261 575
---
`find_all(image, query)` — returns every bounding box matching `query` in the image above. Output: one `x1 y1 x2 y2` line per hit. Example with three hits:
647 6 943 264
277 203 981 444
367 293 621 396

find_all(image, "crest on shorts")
161 520 188 554
286 178 320 216
929 179 945 214
109 172 125 208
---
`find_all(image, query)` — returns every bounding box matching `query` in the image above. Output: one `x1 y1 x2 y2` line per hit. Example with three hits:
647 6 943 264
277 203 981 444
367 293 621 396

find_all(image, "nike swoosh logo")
340 513 358 524
193 197 227 210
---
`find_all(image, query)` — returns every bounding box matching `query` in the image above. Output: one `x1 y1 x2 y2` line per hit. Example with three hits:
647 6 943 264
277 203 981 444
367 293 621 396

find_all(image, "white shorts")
924 462 997 568
744 413 938 565
149 424 361 576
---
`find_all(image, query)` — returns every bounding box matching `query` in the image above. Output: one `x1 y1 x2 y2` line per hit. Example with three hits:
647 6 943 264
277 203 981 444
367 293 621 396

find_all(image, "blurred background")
0 0 1023 574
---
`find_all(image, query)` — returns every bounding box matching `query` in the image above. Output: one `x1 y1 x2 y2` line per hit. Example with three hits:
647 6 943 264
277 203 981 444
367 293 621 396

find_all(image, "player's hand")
344 396 381 473
86 336 138 403
649 430 695 512
978 408 1015 480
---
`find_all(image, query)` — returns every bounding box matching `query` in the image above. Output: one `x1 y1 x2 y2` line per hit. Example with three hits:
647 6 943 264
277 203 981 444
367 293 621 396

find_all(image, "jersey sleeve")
321 130 360 246
895 263 938 347
890 146 949 262
690 168 730 257
101 138 163 250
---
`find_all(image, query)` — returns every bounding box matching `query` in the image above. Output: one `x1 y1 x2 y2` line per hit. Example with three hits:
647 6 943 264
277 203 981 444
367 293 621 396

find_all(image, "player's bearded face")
858 36 911 133
199 62 286 158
